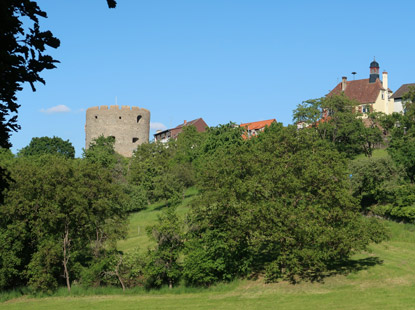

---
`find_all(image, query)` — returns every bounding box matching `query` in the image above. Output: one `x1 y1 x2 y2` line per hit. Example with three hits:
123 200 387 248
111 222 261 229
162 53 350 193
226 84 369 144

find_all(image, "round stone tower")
85 105 150 157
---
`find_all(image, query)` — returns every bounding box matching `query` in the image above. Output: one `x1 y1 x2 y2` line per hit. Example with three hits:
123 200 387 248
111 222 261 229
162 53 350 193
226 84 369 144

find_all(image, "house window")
362 105 370 113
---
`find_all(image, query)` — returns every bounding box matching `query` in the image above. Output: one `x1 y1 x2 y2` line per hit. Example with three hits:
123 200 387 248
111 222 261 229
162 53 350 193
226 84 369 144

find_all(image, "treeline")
295 90 415 223
1 92 415 292
348 87 415 222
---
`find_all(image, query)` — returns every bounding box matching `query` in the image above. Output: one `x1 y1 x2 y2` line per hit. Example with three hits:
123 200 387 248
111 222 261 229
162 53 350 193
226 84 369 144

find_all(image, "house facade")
328 59 394 115
391 83 415 113
154 118 208 143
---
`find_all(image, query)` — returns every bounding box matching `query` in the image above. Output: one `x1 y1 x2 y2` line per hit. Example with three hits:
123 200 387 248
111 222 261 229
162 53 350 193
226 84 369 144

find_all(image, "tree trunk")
115 255 126 291
63 225 71 292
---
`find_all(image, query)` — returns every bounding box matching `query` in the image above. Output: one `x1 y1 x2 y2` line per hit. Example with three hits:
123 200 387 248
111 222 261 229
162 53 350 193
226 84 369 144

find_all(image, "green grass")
355 148 390 160
117 187 198 253
3 203 415 309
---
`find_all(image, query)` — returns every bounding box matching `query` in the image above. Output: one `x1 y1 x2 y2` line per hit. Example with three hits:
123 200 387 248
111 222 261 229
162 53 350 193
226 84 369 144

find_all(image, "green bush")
371 184 415 222
123 185 148 212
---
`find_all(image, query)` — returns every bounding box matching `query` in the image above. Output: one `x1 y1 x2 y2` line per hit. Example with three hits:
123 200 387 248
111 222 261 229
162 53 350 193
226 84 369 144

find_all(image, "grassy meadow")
117 187 198 253
2 186 415 309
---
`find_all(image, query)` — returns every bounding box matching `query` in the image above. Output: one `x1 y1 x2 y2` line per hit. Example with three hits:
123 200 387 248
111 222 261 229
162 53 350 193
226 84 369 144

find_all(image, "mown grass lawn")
2 194 415 309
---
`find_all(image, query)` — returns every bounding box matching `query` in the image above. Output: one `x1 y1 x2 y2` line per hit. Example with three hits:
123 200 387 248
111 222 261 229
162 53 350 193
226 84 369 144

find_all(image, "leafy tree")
0 148 14 206
378 112 403 134
184 123 387 284
83 136 117 167
402 86 415 118
129 142 184 205
349 156 404 210
387 86 415 183
371 184 415 223
18 136 75 158
146 207 183 288
174 125 206 164
170 125 207 187
389 134 415 183
0 155 127 292
0 1 60 148
293 94 382 158
122 184 147 213
0 0 116 149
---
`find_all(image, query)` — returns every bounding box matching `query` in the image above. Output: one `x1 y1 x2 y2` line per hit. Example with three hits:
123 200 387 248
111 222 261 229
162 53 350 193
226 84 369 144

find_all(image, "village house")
328 59 394 115
240 119 276 138
154 118 208 143
391 83 415 113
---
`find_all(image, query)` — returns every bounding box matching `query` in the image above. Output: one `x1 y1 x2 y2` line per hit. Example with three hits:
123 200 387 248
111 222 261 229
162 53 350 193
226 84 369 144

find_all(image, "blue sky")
10 0 415 156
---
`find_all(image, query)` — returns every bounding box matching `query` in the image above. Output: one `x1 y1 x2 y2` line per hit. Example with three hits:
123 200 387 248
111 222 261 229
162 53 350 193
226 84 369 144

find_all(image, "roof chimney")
341 76 347 91
382 71 388 90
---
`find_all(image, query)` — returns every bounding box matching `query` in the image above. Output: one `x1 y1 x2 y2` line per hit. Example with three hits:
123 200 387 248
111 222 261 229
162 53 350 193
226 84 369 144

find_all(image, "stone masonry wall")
85 105 150 157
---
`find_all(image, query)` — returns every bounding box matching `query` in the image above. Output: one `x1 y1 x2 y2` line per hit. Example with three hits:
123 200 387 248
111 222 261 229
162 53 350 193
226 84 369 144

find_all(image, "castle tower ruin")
85 105 150 157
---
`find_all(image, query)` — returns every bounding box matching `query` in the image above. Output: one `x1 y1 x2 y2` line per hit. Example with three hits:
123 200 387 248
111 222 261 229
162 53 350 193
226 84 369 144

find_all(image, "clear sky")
10 0 415 156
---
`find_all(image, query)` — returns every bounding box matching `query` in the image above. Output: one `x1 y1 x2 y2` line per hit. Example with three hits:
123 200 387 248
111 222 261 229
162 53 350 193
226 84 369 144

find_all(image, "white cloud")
150 122 167 131
40 105 71 114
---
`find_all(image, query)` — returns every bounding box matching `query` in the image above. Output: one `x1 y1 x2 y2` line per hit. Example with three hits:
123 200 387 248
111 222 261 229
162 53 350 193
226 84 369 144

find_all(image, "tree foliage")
293 94 382 158
18 136 75 158
128 141 185 205
184 123 386 284
0 1 60 148
0 155 127 291
146 207 184 288
0 0 117 149
349 156 404 210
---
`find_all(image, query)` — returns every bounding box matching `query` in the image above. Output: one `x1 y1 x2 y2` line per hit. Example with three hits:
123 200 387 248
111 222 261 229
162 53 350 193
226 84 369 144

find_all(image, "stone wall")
85 105 150 157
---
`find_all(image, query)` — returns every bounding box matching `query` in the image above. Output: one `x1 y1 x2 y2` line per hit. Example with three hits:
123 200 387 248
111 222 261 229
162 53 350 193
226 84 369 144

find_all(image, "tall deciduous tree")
0 0 116 148
0 155 126 292
0 1 60 148
18 136 75 158
184 123 386 285
388 86 415 183
146 207 183 289
293 94 382 158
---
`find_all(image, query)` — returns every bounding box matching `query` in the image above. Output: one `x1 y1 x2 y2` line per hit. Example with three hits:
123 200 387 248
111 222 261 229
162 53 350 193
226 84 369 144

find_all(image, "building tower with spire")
369 58 380 83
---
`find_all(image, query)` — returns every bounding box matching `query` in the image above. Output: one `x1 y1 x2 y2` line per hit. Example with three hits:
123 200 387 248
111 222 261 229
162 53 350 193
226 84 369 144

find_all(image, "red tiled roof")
327 78 383 104
170 118 208 139
391 83 415 99
172 118 204 130
240 119 276 130
154 118 208 141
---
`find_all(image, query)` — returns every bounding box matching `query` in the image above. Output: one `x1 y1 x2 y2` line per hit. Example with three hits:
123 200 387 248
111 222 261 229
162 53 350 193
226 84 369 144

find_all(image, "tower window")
137 115 142 123
109 136 116 142
132 137 139 143
119 116 122 119
95 115 98 119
